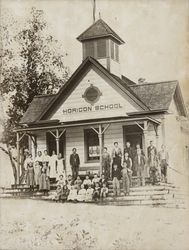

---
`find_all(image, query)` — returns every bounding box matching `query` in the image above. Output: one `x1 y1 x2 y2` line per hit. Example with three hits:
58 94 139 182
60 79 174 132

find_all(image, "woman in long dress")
49 150 57 180
56 153 65 179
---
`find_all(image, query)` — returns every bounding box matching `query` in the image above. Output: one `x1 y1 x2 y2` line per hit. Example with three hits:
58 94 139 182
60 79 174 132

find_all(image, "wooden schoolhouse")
16 19 189 185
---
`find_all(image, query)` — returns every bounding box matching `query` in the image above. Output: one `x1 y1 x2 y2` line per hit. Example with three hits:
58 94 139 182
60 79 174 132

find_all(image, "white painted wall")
50 68 140 122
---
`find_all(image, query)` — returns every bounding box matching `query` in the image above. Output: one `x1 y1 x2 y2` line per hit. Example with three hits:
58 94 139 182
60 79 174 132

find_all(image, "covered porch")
15 116 161 184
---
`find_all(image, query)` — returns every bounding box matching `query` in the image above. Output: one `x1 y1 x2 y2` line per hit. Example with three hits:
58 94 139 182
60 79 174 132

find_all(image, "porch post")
56 129 60 155
98 124 103 177
155 125 160 151
16 132 20 184
143 121 148 157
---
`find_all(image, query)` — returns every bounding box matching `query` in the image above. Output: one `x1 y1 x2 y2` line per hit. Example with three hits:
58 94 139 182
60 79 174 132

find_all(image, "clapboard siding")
50 68 139 122
36 132 47 152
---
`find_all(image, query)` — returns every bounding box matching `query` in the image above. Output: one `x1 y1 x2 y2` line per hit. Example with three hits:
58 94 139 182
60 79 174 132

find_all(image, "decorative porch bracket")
48 128 66 155
91 124 111 176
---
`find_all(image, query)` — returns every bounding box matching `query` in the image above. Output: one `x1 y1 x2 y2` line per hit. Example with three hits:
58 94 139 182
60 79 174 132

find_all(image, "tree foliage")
0 7 70 146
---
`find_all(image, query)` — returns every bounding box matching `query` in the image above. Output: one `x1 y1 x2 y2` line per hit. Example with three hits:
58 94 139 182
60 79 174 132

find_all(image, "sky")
1 0 189 103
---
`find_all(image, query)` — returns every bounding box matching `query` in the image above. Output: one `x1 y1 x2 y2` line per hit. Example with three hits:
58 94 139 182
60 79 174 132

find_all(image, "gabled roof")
20 94 55 124
77 19 125 44
129 81 177 111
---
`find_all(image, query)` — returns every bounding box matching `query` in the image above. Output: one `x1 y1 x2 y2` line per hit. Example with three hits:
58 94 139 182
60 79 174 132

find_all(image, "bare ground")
0 198 189 250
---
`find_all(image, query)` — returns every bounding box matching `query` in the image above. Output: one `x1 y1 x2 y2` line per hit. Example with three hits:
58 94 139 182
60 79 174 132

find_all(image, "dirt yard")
0 198 189 250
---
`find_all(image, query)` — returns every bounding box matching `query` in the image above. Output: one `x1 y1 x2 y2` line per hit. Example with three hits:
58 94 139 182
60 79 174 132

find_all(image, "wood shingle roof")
77 19 125 44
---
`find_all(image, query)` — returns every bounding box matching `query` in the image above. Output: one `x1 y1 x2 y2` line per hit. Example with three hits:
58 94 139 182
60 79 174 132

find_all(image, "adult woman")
39 162 50 194
56 153 65 178
26 161 35 191
49 150 57 180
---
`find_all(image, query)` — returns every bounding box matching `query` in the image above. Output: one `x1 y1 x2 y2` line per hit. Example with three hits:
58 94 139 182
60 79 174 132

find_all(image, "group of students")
51 173 109 203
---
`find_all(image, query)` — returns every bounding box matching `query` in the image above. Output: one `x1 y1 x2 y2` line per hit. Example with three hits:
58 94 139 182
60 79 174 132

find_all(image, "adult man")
124 141 134 160
70 148 80 180
111 142 122 172
102 147 111 180
158 145 169 183
134 148 146 186
147 141 157 158
147 141 157 178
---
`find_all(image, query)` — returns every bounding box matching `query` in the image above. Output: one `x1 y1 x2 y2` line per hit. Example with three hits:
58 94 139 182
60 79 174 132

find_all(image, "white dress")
68 189 78 201
49 154 57 178
85 188 94 202
77 188 87 201
56 158 65 178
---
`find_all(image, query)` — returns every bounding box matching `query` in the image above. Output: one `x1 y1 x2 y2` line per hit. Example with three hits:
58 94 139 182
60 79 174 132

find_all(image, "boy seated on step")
121 161 130 196
74 175 82 191
100 183 109 199
67 175 73 190
112 163 121 197
85 184 94 202
57 174 66 188
67 184 78 202
77 184 86 202
92 182 101 202
83 175 92 190
52 184 63 202
91 174 100 188
99 174 107 188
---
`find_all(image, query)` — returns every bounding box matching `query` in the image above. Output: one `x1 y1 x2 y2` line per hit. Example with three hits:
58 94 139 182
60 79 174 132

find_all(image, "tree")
0 7 70 183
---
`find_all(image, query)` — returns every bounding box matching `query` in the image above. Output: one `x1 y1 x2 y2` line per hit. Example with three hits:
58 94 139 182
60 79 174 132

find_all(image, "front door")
46 131 66 157
123 125 143 150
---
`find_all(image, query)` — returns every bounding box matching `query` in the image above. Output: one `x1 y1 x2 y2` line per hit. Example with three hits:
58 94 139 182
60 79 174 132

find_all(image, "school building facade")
16 19 189 185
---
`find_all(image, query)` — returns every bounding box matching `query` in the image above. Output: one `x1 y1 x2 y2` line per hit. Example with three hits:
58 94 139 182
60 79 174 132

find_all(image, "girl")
56 153 65 179
74 176 82 191
26 161 35 191
34 161 41 190
77 184 87 202
92 182 101 201
49 150 57 180
67 185 78 202
83 175 92 189
85 184 94 202
39 162 50 195
100 183 109 199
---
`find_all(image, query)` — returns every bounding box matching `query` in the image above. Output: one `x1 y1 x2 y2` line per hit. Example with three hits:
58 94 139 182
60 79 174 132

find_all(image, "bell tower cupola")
77 19 125 77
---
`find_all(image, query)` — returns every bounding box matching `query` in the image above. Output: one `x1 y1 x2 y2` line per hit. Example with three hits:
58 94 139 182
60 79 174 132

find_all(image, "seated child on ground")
100 183 109 199
74 176 82 191
61 184 70 202
92 174 100 188
83 175 92 189
85 184 94 202
77 184 87 202
92 182 101 201
52 184 63 202
67 185 78 201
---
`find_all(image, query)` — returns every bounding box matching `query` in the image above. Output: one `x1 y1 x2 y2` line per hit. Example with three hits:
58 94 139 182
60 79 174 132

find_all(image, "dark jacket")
124 146 134 159
70 153 80 167
112 167 122 180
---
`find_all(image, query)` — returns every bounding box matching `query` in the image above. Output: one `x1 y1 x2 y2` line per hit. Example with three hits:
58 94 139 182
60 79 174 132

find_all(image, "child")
85 184 94 202
34 161 41 190
67 175 73 190
123 152 133 187
83 175 92 189
100 183 109 199
57 174 66 188
121 161 130 196
67 185 78 202
92 174 100 188
26 161 35 191
39 162 50 195
112 164 121 197
77 184 87 202
61 184 70 202
99 174 107 188
74 176 82 191
92 182 101 202
52 185 63 202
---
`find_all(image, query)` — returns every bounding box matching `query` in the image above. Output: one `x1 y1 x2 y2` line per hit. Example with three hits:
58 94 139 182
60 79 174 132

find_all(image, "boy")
121 161 130 196
100 183 108 199
99 174 106 188
74 176 82 191
92 182 101 202
83 175 92 189
57 174 65 188
91 174 100 187
102 147 111 180
67 174 73 190
112 164 121 197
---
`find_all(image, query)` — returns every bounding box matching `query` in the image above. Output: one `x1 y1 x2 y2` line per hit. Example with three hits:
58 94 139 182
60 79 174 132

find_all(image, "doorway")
46 131 66 157
123 125 143 150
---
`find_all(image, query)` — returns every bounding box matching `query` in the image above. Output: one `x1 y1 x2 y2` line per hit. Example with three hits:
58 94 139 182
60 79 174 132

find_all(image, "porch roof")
15 116 160 133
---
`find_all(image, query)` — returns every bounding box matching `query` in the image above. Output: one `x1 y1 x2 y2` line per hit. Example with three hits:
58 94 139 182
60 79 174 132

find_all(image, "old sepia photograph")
0 0 189 249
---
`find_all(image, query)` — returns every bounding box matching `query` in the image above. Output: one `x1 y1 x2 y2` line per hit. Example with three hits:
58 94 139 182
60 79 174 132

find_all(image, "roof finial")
99 12 101 19
93 0 96 23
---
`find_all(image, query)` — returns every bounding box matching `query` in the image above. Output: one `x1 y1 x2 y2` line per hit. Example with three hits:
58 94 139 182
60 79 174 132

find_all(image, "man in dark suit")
70 148 80 181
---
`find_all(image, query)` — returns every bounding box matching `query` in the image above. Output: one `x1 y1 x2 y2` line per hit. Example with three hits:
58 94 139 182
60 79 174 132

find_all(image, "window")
84 129 100 161
111 40 119 62
85 41 95 57
97 39 106 58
